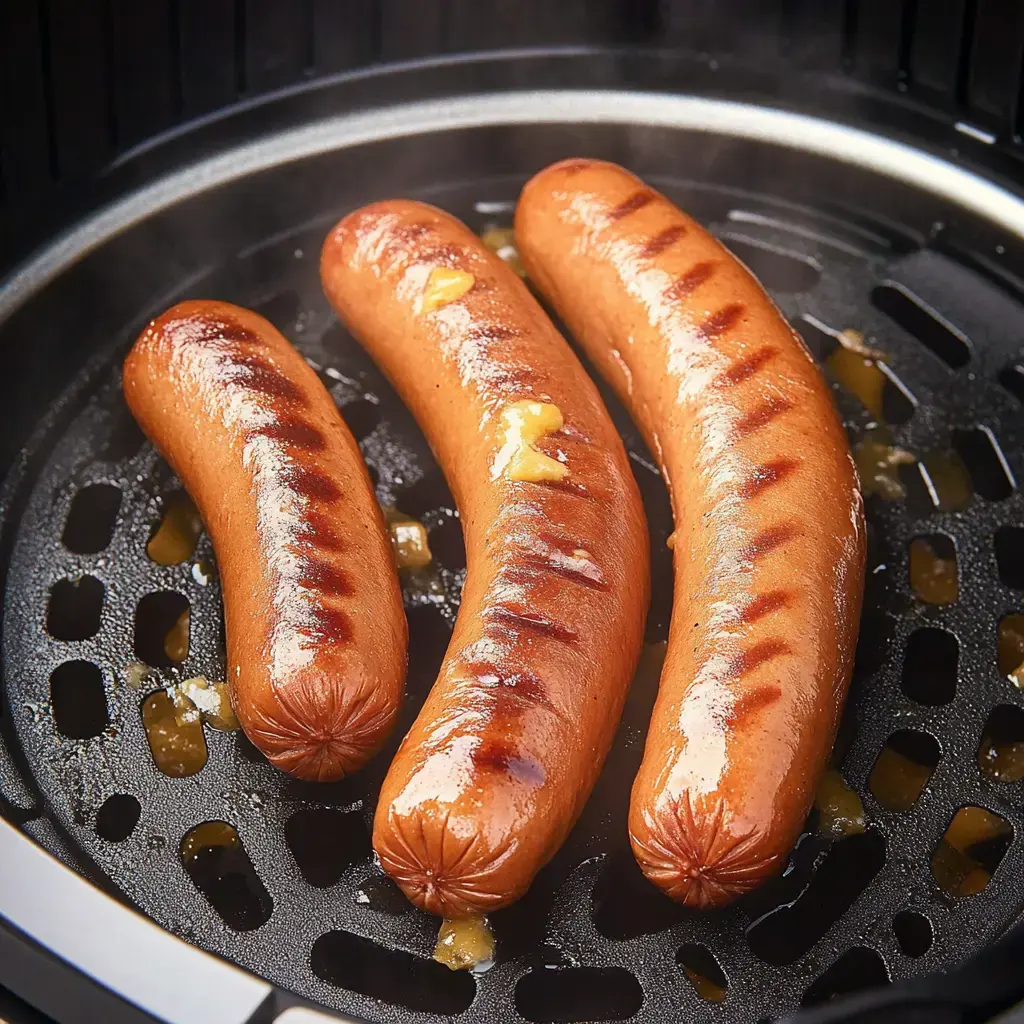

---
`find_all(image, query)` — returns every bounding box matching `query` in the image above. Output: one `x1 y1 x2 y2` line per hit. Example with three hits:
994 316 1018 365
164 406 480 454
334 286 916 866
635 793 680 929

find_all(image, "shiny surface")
123 301 407 780
516 159 865 907
321 200 649 917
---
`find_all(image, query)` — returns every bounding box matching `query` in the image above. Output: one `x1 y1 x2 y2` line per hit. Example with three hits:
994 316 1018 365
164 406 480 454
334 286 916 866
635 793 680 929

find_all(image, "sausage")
123 300 407 781
320 201 649 917
515 159 866 908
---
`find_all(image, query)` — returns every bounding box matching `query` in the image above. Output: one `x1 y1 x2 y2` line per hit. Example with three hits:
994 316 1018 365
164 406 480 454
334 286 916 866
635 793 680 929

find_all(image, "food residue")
384 507 433 570
827 342 888 421
141 689 208 777
122 661 152 689
495 400 567 483
868 746 932 811
909 537 958 605
814 769 866 838
997 615 1024 687
147 492 203 565
480 226 525 277
420 268 475 313
931 806 1011 897
853 427 915 500
164 607 190 663
434 916 495 972
173 677 239 732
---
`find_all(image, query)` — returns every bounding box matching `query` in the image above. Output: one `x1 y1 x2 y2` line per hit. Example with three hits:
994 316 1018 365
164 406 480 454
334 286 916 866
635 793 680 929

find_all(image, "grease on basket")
434 916 495 972
815 769 866 838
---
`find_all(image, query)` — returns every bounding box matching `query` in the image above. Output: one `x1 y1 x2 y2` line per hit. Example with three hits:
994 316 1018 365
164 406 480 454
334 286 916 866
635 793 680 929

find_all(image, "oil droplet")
854 427 915 500
909 538 958 605
814 769 866 838
180 820 239 862
434 916 495 972
681 965 727 1003
147 493 203 565
480 226 525 277
142 690 208 777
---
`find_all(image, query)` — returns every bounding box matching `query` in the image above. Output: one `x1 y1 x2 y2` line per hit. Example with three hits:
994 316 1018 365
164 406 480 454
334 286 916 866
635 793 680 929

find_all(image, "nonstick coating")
1 114 1024 1024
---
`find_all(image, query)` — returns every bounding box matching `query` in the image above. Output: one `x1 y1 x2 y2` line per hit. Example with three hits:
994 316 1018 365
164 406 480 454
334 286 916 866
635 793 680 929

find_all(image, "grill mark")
229 356 307 404
471 738 545 786
664 261 717 301
739 590 792 624
559 159 593 177
418 243 463 265
728 684 783 724
735 394 793 436
640 223 687 259
464 662 554 712
486 607 578 645
286 467 342 502
464 323 520 343
608 190 655 221
249 419 326 451
740 522 798 561
527 476 596 501
718 345 778 387
698 303 746 340
513 554 608 592
217 319 263 346
738 457 800 499
296 510 345 552
305 605 351 642
726 638 790 678
300 558 353 597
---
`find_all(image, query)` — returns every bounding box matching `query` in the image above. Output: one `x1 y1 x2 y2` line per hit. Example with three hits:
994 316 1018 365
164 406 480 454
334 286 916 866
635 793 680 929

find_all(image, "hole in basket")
98 403 146 463
428 514 466 573
995 528 1024 589
893 910 933 958
951 427 1015 501
932 806 1012 897
61 484 122 554
868 729 940 810
252 289 300 329
311 931 475 1015
677 944 728 1003
872 283 971 369
95 794 141 842
908 535 958 605
181 822 272 931
147 491 202 565
824 346 916 425
998 362 1024 404
285 808 370 888
746 829 886 966
141 690 207 777
49 661 108 739
978 705 1024 783
592 850 686 940
901 628 958 706
341 398 381 441
515 967 644 1023
721 237 821 293
802 947 890 1007
395 471 455 520
355 872 411 915
135 592 190 667
901 450 973 515
46 576 104 640
796 317 838 362
997 614 1024 686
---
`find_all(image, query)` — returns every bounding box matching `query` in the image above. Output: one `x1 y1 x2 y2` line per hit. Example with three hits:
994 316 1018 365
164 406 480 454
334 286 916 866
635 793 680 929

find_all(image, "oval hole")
952 427 1015 501
932 806 1012 897
795 317 839 363
49 660 108 739
285 808 370 888
722 237 821 294
134 592 190 667
677 944 728 1003
428 514 466 572
592 850 685 940
908 535 958 605
515 967 643 1023
341 398 381 441
872 283 971 368
95 793 141 842
147 491 202 566
395 471 455 519
746 829 886 966
997 614 1024 684
311 930 474 1015
998 362 1024 404
868 729 940 810
893 911 933 958
142 690 207 777
901 627 958 706
61 484 121 554
995 527 1024 589
978 704 1024 783
252 289 300 328
180 821 272 931
47 576 104 640
802 947 890 1006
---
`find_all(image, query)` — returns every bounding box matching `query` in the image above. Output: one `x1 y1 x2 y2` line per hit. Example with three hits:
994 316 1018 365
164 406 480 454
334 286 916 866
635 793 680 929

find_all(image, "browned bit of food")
853 427 915 500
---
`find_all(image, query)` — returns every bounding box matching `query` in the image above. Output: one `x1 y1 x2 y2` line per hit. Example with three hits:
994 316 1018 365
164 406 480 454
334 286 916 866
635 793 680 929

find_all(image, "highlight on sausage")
515 159 866 908
321 200 650 917
123 300 407 781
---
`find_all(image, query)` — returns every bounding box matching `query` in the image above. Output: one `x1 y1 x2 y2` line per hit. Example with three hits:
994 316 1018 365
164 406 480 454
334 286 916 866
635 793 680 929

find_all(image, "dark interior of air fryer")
2 4 1024 1024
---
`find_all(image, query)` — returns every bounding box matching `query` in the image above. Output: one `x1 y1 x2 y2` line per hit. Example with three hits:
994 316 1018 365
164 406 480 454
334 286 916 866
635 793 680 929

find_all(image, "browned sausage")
123 300 407 781
515 159 866 908
321 201 649 917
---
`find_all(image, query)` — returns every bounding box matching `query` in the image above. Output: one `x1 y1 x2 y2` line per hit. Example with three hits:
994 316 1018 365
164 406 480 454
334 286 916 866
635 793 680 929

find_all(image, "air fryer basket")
3 73 1024 1024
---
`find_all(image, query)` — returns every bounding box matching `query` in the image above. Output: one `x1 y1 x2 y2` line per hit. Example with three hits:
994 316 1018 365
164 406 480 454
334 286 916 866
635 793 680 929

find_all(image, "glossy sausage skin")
123 300 406 781
516 160 866 908
321 201 649 917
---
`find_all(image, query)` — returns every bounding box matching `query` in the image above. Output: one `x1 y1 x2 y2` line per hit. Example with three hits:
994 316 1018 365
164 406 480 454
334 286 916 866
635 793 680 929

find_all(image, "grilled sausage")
321 201 649 917
123 300 407 781
515 159 866 908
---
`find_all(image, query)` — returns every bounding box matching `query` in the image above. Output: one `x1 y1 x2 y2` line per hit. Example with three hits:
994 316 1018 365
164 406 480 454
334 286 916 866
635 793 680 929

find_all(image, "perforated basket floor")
2 119 1024 1024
